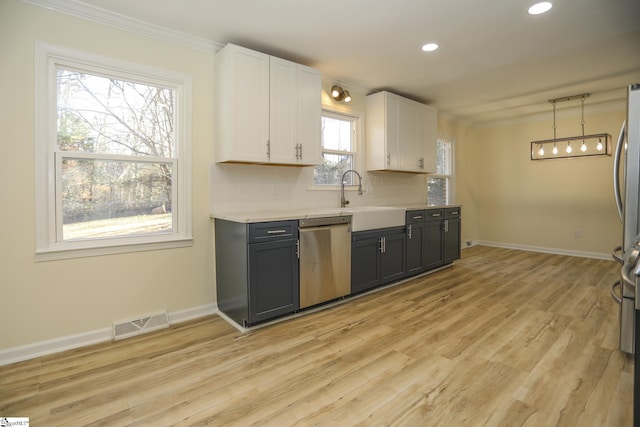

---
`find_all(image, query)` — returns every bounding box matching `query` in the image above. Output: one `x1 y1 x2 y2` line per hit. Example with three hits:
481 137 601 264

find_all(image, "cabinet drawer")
406 210 425 224
248 220 298 243
424 209 444 221
445 208 461 219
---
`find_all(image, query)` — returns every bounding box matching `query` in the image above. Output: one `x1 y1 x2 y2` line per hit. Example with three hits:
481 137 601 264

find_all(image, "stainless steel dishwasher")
298 216 352 309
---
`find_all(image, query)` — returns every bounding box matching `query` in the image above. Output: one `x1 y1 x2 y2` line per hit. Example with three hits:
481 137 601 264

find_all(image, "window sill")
35 237 193 262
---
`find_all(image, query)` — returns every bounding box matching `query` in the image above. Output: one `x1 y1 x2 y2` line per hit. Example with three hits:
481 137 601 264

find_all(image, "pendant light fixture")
531 93 612 160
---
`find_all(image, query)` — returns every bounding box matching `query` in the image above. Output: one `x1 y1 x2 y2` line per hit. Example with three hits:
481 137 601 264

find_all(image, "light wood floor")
0 246 633 426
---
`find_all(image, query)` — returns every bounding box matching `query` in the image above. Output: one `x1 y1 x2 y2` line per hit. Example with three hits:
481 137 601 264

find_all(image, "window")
314 111 357 186
35 44 192 260
427 139 454 205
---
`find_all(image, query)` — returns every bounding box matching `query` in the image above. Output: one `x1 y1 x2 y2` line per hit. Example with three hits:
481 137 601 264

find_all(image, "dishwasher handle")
298 223 350 233
299 216 351 228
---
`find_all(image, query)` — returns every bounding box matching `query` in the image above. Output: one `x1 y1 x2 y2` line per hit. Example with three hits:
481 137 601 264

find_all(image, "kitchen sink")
340 206 405 232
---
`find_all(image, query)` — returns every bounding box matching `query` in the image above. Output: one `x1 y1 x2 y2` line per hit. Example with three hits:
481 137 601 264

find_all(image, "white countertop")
211 204 461 223
212 208 349 223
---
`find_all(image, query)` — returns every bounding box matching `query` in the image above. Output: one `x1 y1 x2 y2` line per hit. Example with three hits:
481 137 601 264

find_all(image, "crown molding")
21 0 223 54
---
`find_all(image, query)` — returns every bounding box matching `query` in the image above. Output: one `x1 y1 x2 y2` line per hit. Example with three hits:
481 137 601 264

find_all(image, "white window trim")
428 138 455 205
313 108 363 190
34 43 192 261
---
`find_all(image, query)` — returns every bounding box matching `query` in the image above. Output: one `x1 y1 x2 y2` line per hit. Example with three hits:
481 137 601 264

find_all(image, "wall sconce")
330 85 351 103
531 93 612 160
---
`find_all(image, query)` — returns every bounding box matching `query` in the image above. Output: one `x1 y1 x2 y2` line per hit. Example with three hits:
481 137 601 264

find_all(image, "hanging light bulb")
566 142 572 154
552 142 558 155
538 144 545 156
581 140 587 152
596 138 603 151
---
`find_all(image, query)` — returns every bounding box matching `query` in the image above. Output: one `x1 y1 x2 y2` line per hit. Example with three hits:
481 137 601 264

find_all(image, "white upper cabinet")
215 43 321 166
215 44 270 163
296 65 322 165
365 91 437 173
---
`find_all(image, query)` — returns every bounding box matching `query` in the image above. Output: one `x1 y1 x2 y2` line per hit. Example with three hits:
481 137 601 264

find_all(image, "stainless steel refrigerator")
613 84 640 356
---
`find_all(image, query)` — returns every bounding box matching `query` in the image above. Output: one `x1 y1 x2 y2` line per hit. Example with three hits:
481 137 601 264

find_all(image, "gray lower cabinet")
351 226 406 294
215 219 299 327
406 210 427 275
425 209 445 270
443 208 461 264
406 207 461 278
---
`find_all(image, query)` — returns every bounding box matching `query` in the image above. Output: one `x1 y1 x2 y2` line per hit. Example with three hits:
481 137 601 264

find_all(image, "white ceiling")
66 0 640 123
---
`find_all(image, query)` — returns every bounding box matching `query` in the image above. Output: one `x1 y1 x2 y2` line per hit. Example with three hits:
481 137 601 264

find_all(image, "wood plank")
0 246 630 425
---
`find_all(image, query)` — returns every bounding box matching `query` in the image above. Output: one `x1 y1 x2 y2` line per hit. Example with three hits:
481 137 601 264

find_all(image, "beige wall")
1 0 622 357
466 108 624 256
438 116 476 247
0 1 215 350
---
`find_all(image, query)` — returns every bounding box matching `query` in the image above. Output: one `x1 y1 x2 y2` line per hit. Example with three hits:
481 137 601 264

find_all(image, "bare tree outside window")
314 113 356 186
57 68 176 240
427 139 453 205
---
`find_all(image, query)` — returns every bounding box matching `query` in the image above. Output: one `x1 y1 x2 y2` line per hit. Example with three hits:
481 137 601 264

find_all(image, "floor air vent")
112 311 169 341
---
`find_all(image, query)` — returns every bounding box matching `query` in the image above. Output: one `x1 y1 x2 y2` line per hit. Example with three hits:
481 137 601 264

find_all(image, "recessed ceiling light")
528 2 552 15
421 43 439 52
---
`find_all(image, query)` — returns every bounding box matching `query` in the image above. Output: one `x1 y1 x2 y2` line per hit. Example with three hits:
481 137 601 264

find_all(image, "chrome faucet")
340 169 363 208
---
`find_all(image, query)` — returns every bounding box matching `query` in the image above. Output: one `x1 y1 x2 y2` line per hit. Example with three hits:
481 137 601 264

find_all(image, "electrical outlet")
271 183 279 195
574 229 582 239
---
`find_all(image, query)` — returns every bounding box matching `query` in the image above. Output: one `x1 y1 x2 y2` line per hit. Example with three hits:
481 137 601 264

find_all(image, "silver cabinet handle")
266 139 271 159
612 246 624 264
296 240 300 259
431 213 441 217
418 157 424 169
408 224 412 239
610 280 622 305
379 237 386 253
387 153 391 167
412 215 423 220
444 220 449 233
267 229 287 234
622 261 635 289
613 121 626 222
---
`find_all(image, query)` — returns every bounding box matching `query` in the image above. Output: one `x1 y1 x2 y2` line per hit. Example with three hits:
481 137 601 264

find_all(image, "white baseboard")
168 303 218 324
0 303 217 367
477 240 612 260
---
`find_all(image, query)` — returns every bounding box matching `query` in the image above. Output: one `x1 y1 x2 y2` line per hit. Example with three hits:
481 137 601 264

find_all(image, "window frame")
313 109 362 188
35 43 192 261
427 138 455 205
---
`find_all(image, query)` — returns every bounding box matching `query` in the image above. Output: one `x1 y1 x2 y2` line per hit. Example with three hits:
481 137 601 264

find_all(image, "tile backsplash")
209 163 428 214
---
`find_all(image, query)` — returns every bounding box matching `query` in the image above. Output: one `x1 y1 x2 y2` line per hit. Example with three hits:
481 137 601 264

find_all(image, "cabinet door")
425 220 444 269
398 97 420 171
217 44 270 163
443 219 461 264
269 57 298 164
406 221 426 276
351 236 381 294
417 104 437 173
381 232 406 284
297 65 322 165
248 239 299 324
365 91 400 171
385 93 401 170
